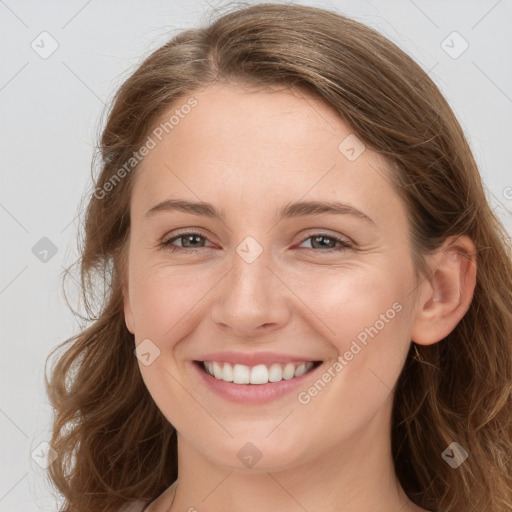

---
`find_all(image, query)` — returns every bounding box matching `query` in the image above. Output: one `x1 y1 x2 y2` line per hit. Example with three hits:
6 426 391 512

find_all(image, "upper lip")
195 351 322 366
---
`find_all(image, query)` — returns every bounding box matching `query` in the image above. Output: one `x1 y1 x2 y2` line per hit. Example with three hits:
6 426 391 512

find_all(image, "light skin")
123 82 477 512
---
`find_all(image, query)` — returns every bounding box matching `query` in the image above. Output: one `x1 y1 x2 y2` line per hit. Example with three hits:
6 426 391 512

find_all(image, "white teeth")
282 363 295 380
202 361 315 384
249 364 268 384
222 362 234 382
268 363 283 382
212 361 223 379
294 363 307 377
233 364 250 384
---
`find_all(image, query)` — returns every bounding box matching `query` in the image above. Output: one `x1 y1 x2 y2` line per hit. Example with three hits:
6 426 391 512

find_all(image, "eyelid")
160 227 215 247
160 227 357 254
297 229 354 245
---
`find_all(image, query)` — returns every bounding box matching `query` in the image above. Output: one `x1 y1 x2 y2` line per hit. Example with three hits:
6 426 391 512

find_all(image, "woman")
45 3 512 511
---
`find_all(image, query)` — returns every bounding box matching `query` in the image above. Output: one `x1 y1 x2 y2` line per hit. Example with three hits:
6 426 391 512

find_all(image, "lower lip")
192 361 323 405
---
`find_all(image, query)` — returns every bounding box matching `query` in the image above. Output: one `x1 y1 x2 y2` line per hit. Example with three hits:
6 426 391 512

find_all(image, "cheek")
129 262 213 342
129 253 414 367
128 263 216 432
285 261 411 350
128 251 416 456
290 264 414 431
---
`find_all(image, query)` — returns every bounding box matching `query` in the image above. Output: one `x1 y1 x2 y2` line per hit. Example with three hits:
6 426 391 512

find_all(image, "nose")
210 247 291 338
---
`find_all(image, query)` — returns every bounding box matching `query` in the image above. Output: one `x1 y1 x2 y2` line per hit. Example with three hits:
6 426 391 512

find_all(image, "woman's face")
123 82 422 471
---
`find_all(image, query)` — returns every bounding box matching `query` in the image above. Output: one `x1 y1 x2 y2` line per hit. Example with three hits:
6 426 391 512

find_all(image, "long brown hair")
45 3 512 511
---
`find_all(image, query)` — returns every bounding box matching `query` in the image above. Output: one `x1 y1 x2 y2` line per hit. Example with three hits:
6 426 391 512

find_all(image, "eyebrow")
145 198 375 225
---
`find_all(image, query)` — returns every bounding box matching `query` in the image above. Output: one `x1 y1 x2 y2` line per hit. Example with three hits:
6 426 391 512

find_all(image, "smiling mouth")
195 360 323 385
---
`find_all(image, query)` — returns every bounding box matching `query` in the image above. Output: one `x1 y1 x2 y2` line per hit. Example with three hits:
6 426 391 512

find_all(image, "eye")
297 233 354 253
160 230 354 254
160 231 213 253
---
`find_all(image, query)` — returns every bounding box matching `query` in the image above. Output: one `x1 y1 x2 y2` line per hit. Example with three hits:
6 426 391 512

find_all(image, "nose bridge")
228 238 274 308
211 235 289 334
233 242 270 295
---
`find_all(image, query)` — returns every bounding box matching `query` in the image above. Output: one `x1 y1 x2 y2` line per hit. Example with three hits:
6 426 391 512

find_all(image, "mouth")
192 358 324 404
195 360 323 385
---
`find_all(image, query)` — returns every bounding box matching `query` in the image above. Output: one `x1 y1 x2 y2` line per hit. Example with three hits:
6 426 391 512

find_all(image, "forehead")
130 82 398 223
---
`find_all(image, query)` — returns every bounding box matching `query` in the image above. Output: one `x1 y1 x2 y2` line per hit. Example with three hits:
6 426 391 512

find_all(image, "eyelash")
159 230 355 254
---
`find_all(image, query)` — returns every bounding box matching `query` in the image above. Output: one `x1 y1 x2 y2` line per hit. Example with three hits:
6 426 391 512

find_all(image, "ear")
411 235 477 346
123 284 135 335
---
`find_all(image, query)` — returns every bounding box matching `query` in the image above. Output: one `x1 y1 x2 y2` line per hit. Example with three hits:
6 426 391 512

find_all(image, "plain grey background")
1 0 511 510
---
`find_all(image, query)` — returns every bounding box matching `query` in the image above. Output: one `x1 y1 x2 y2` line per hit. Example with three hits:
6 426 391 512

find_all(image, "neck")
158 398 420 512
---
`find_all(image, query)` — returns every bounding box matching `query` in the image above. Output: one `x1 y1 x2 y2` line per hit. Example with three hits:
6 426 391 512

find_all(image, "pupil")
314 235 334 249
184 234 202 247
